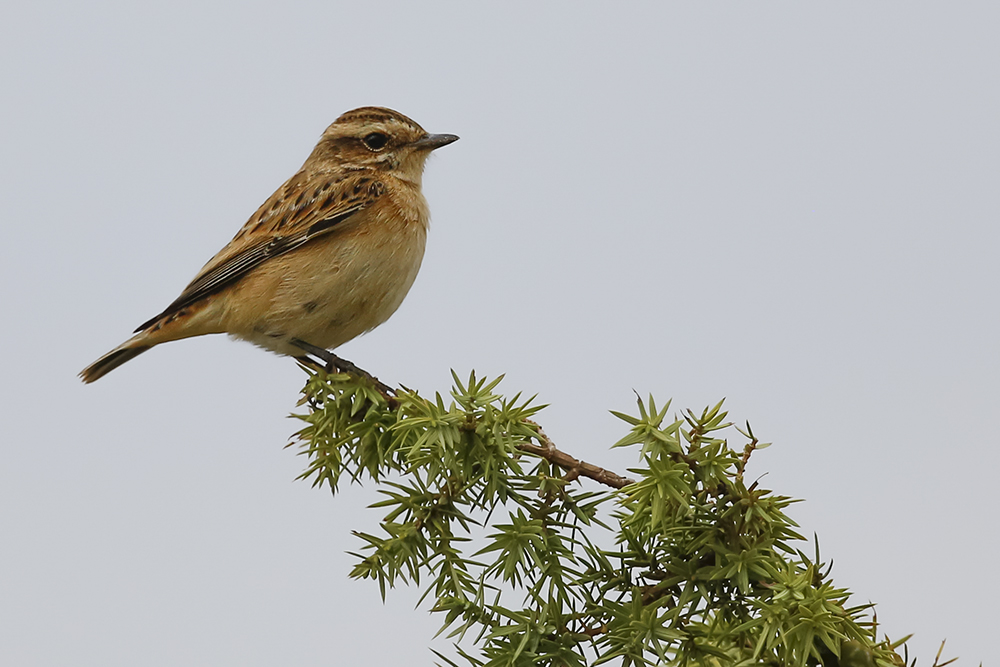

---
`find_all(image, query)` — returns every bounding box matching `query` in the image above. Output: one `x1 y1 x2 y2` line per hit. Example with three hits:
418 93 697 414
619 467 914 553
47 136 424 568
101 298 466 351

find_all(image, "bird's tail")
79 339 152 383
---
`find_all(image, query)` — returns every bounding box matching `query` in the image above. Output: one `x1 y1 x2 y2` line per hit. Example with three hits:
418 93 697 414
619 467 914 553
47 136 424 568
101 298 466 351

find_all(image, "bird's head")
308 107 458 184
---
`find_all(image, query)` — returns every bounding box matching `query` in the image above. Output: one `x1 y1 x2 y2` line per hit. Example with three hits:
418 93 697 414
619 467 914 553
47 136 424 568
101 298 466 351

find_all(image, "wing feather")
135 170 383 332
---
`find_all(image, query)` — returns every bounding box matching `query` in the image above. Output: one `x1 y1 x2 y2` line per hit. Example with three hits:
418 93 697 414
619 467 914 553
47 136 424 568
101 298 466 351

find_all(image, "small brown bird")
80 107 457 383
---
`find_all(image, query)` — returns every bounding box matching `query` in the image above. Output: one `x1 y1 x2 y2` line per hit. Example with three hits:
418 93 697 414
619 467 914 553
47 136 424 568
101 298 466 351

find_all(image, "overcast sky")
2 2 997 665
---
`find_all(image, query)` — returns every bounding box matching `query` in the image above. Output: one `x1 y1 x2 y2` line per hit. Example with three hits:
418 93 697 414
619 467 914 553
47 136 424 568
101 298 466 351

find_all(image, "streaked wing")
135 170 386 332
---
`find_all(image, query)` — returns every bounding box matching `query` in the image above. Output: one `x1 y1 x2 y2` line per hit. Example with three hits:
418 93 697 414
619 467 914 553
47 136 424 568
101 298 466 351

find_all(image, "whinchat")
80 107 458 383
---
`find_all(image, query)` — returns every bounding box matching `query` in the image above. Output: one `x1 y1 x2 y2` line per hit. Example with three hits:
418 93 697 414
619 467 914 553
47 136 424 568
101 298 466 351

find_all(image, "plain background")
2 2 997 665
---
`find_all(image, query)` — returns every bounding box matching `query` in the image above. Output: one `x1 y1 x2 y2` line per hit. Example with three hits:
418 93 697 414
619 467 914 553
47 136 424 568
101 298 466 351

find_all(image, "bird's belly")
224 222 427 355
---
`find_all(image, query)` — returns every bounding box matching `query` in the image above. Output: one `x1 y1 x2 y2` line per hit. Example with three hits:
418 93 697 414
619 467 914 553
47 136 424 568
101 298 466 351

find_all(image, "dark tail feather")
79 345 151 383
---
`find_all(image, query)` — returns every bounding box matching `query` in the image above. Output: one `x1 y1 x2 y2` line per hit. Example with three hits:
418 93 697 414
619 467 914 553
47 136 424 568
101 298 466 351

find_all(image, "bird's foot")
290 338 397 403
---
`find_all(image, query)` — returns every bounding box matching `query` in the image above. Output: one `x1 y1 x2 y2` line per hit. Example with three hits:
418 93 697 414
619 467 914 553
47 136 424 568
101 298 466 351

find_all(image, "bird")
80 106 458 383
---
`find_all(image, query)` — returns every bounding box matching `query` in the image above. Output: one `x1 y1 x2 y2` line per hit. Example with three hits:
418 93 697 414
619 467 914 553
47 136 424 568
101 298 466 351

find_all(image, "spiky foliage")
291 369 946 667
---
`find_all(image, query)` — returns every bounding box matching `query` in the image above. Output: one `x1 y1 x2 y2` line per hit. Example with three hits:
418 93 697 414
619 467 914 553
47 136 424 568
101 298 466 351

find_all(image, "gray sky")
2 2 997 665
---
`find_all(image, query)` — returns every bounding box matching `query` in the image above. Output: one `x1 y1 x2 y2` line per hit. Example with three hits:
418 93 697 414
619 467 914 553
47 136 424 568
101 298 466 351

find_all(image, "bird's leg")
290 338 397 400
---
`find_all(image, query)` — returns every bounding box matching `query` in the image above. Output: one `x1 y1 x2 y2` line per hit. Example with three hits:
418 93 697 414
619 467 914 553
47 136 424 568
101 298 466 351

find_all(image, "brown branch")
576 623 608 638
518 420 635 490
300 357 635 490
736 436 759 483
641 581 677 606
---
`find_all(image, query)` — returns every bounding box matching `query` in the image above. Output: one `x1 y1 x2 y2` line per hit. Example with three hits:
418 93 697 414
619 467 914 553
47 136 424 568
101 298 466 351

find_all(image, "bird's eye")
362 132 389 151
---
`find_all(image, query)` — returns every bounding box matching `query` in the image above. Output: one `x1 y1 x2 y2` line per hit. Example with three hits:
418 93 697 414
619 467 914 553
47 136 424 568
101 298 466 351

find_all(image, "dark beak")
413 133 459 151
